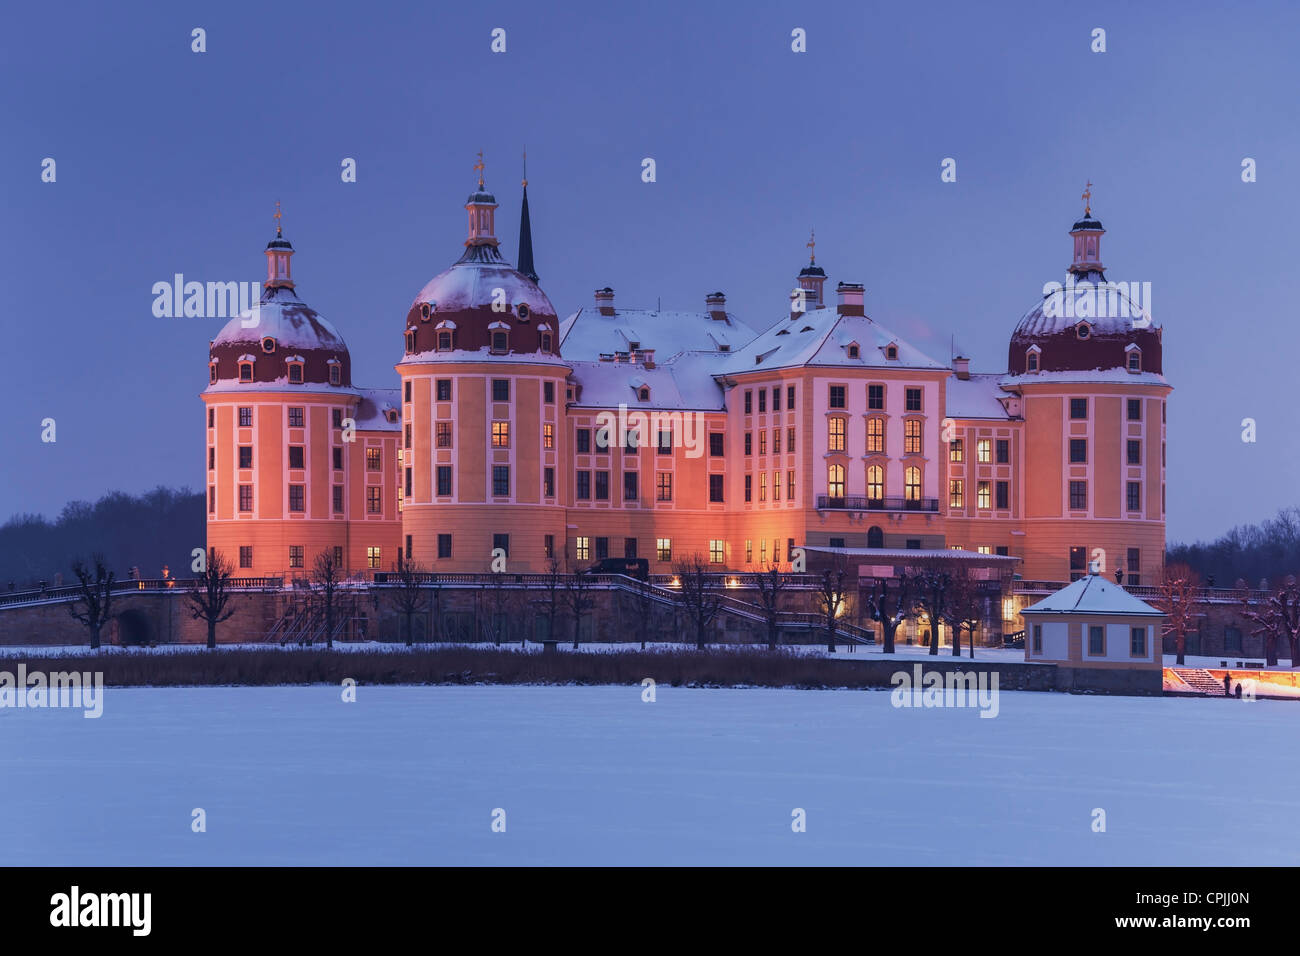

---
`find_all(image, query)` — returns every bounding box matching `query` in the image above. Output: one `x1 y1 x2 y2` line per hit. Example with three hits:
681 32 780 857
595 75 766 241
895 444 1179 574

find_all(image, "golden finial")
274 199 283 237
1081 180 1093 217
807 228 816 264
474 150 486 187
522 147 527 188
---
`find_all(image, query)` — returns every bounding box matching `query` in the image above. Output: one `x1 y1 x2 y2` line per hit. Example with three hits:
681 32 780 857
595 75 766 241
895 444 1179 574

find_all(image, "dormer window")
328 362 341 386
406 330 417 354
885 345 898 360
1126 344 1142 372
261 336 276 354
286 358 304 384
541 333 552 352
491 331 509 354
419 302 433 321
239 361 254 382
209 362 218 384
1076 322 1091 340
1026 345 1041 373
437 330 452 351
848 343 860 359
517 303 530 321
638 387 650 402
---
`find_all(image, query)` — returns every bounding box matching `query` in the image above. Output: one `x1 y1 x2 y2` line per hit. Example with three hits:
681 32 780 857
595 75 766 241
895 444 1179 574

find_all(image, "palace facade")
203 172 1169 584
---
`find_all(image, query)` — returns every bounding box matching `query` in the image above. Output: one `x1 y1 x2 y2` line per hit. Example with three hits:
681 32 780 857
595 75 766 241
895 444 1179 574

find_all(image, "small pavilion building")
1021 571 1164 669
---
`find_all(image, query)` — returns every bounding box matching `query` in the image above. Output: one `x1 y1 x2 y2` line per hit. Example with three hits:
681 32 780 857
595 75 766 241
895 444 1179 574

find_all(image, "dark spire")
517 150 538 282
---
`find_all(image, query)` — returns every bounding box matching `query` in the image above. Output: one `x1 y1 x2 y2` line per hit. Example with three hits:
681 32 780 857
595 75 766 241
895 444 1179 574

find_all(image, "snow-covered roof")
1022 574 1163 616
1000 369 1170 388
722 307 947 373
946 374 1014 420
568 356 727 411
559 306 757 361
353 387 402 432
409 258 556 320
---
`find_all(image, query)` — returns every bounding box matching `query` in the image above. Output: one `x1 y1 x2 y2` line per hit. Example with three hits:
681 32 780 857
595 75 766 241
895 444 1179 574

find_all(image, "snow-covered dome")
1006 209 1162 376
210 285 351 388
402 173 559 358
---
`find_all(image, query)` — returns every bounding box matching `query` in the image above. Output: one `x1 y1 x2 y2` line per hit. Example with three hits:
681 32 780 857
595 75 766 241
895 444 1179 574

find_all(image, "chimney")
595 287 615 316
789 288 807 320
836 281 864 316
706 291 727 321
953 356 970 380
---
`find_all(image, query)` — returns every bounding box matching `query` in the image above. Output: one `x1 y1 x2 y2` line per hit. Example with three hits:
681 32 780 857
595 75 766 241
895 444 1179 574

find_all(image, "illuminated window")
949 479 964 509
656 538 672 562
773 430 781 455
745 540 753 563
977 481 991 510
656 472 672 501
773 472 781 499
904 466 921 500
866 418 884 453
367 546 381 570
492 421 510 447
758 431 767 455
366 448 382 470
904 419 922 454
949 438 963 463
543 423 554 449
867 465 883 501
787 470 795 499
977 439 991 463
828 417 845 452
759 473 767 502
709 540 725 564
575 537 590 561
437 422 452 447
787 427 795 452
828 464 845 499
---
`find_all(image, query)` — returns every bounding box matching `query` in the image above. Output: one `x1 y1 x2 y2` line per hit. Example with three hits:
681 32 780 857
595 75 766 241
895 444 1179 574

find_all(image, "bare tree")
481 570 509 645
537 556 564 645
629 575 659 650
311 549 343 648
1241 573 1300 668
865 571 915 654
815 561 849 652
945 564 984 659
1155 562 1202 666
673 554 723 649
563 563 596 649
911 560 953 657
68 554 115 650
390 552 428 647
751 564 787 650
188 548 237 650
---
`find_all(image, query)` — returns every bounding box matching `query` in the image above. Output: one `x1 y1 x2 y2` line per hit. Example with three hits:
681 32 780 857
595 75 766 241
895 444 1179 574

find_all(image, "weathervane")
274 199 283 237
474 150 485 187
807 228 816 264
1082 180 1093 217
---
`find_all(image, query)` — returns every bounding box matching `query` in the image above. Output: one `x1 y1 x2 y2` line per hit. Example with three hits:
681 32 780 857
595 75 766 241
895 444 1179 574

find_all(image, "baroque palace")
203 169 1169 585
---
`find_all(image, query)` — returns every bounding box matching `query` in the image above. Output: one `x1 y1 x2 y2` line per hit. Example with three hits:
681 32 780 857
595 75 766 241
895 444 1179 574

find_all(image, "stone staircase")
1171 668 1226 696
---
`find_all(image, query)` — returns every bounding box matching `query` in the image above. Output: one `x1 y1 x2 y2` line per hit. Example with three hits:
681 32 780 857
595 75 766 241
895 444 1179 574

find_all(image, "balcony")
815 495 940 513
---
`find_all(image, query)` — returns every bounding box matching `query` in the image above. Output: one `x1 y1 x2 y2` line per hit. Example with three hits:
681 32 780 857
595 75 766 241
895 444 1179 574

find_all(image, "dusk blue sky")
2 0 1296 544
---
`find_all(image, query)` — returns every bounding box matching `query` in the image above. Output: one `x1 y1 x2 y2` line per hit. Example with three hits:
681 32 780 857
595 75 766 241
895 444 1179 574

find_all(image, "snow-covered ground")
1 684 1294 865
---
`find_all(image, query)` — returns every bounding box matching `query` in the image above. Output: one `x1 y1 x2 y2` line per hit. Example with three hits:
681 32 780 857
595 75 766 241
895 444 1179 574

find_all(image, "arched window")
867 526 884 549
209 362 218 384
1127 348 1141 372
866 464 884 502
904 466 921 501
329 364 341 386
239 362 253 382
828 463 845 501
405 331 417 354
437 330 452 351
1026 349 1039 373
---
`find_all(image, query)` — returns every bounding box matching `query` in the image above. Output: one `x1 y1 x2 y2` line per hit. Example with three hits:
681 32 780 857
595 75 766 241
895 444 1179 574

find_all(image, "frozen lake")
2 684 1294 865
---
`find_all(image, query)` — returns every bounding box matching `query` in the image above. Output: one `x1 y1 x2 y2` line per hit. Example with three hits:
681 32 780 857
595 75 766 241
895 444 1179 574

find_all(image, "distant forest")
1 486 1298 592
0 487 203 589
1167 507 1300 587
